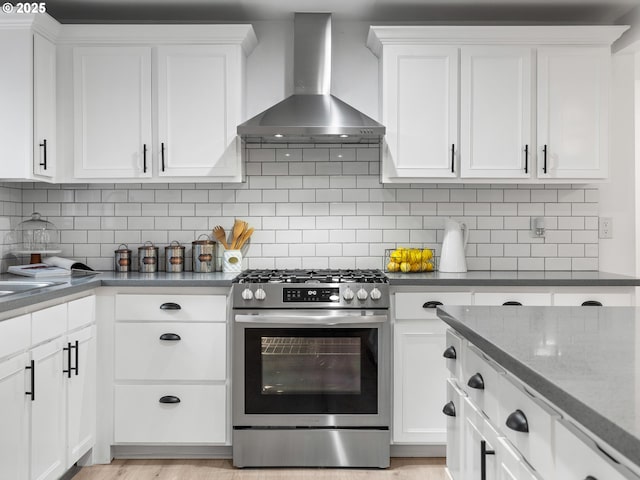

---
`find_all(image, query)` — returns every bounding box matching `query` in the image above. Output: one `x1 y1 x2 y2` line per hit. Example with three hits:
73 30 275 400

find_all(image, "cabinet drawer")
115 322 226 381
462 343 504 422
556 419 640 480
445 378 465 479
497 373 558 480
497 437 542 480
395 292 472 320
473 292 551 306
553 292 633 306
0 314 30 359
67 295 95 331
115 294 226 321
32 303 67 345
114 384 226 444
444 329 463 380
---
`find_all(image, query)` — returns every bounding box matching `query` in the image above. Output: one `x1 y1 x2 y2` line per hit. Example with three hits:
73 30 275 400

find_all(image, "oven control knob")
254 287 267 301
370 287 382 300
343 287 355 301
241 288 254 300
357 287 369 301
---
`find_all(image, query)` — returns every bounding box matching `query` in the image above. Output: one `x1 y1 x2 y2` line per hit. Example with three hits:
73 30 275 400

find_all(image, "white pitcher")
439 218 469 273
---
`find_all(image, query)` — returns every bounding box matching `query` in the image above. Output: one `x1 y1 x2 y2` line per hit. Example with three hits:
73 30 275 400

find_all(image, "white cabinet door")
65 325 96 469
0 353 30 480
73 46 153 179
382 45 459 180
537 46 609 179
30 338 65 480
460 46 532 179
445 379 465 480
33 33 56 179
157 45 241 178
393 317 448 443
462 397 499 480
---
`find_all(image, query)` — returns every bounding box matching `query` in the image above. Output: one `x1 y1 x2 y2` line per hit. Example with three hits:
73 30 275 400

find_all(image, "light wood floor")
73 458 447 480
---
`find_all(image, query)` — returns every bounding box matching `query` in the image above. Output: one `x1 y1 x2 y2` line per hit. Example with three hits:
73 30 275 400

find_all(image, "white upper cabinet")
460 46 532 179
367 26 628 184
73 46 153 179
537 46 610 179
380 45 459 179
58 24 256 183
0 14 60 182
156 45 242 178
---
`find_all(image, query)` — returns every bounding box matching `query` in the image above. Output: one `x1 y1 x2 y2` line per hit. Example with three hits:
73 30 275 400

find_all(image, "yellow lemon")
387 261 399 272
400 262 411 273
422 248 433 260
410 262 420 272
425 261 434 271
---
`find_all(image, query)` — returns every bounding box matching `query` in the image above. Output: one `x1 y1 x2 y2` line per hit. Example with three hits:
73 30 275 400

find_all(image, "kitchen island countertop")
437 305 640 470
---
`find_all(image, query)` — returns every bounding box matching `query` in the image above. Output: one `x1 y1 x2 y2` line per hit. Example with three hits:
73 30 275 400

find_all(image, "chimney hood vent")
237 13 385 144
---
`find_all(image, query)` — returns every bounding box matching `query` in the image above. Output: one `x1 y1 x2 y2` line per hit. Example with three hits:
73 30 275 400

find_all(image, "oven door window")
244 328 378 414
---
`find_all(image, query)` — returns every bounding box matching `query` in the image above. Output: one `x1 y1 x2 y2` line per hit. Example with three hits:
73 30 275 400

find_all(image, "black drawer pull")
159 395 181 404
506 409 529 433
584 477 597 480
25 360 35 401
160 302 182 310
63 342 73 378
442 401 456 417
39 139 47 169
581 300 602 307
72 340 79 376
423 300 444 309
443 346 457 359
503 301 522 306
159 333 181 341
480 440 495 480
467 373 484 390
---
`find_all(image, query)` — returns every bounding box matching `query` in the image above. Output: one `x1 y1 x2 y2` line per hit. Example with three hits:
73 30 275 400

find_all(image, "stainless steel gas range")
231 269 390 468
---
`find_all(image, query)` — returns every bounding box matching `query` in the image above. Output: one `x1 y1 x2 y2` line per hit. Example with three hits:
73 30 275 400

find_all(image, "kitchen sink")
0 280 64 296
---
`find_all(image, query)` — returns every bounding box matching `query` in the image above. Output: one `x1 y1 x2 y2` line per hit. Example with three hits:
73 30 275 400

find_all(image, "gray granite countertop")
437 305 640 468
386 270 640 286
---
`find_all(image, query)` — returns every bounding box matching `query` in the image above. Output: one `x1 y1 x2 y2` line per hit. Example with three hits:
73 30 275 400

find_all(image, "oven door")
233 310 390 428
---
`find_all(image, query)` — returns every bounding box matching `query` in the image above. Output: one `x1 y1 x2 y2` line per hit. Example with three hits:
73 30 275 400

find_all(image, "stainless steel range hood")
237 13 385 144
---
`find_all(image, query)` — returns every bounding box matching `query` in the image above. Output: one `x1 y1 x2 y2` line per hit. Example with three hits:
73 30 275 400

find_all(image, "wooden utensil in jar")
236 227 254 249
212 225 230 249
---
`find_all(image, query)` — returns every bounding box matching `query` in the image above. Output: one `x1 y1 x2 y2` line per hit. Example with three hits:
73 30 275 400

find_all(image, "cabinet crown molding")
0 12 61 41
57 23 257 54
367 25 629 56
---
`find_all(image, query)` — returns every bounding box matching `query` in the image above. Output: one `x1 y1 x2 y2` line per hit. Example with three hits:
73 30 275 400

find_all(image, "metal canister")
192 234 217 273
165 240 185 273
114 244 132 273
138 241 159 273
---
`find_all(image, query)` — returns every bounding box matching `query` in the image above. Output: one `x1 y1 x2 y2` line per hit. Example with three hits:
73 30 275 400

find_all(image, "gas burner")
234 269 388 284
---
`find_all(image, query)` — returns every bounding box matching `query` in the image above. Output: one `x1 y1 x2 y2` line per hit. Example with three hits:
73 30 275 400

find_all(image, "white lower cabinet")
462 396 499 480
444 379 465 479
114 384 226 443
113 293 228 445
393 291 472 444
0 352 30 480
30 337 66 480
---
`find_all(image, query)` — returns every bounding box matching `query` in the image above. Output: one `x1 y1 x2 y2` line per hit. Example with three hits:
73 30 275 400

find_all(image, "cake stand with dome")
11 212 61 264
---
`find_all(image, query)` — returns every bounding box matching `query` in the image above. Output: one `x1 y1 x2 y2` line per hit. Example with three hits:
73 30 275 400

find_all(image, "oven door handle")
234 314 388 325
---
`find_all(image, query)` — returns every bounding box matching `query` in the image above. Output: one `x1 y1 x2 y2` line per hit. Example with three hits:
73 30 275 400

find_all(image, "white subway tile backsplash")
0 143 603 272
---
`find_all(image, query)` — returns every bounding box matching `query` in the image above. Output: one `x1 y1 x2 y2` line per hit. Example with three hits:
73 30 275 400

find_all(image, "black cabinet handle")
480 440 495 480
159 395 181 404
506 409 529 433
503 301 522 306
161 142 165 172
581 300 603 307
25 360 35 401
442 401 456 417
451 144 455 173
72 340 79 376
423 300 444 309
160 302 181 310
63 342 72 378
159 333 181 341
584 477 597 480
542 144 548 174
467 373 484 390
39 139 47 169
443 346 457 359
524 144 528 173
143 144 147 173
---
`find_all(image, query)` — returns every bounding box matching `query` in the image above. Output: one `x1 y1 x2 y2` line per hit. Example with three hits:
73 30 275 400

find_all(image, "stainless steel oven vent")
237 13 385 144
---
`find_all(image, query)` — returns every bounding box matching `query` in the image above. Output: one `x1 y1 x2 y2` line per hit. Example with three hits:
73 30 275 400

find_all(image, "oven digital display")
283 287 340 302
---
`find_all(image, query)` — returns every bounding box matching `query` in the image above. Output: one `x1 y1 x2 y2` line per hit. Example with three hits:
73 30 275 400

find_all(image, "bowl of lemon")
385 247 436 273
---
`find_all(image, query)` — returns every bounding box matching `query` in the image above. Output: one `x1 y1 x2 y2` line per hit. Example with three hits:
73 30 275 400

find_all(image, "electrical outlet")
599 217 613 239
